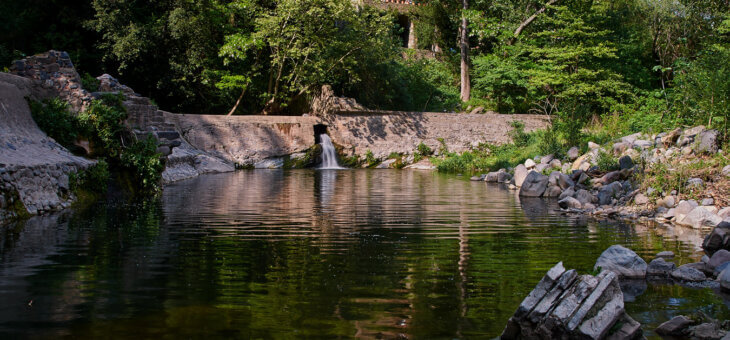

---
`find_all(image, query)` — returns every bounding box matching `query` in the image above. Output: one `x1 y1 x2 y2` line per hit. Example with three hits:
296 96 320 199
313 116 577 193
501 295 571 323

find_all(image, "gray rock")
703 227 729 256
594 245 647 279
503 264 633 340
470 174 486 181
676 200 700 217
677 206 723 229
647 258 676 277
557 173 574 190
559 187 575 200
708 249 730 270
575 189 595 205
634 194 649 205
723 165 730 177
376 158 396 169
618 155 634 170
671 264 707 282
588 141 600 149
598 182 623 206
549 159 562 169
702 198 715 206
519 171 549 197
485 171 500 182
613 142 631 155
498 171 512 183
633 140 653 149
695 129 720 155
559 197 583 210
621 132 643 144
656 251 675 258
714 262 730 277
568 147 580 161
690 323 726 340
535 163 550 173
687 177 704 188
655 315 693 336
657 196 676 209
720 267 730 292
514 164 528 187
544 185 562 197
541 154 554 164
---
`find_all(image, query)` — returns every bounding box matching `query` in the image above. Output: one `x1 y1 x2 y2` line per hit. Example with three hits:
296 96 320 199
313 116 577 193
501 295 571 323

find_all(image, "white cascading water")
318 134 344 169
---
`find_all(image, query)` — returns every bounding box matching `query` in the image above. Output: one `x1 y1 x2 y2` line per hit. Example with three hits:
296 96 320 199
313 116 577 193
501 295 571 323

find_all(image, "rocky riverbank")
471 126 730 231
504 244 730 339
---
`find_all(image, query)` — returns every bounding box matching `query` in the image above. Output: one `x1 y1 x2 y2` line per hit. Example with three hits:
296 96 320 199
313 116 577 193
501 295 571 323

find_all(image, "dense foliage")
29 96 163 195
3 0 730 139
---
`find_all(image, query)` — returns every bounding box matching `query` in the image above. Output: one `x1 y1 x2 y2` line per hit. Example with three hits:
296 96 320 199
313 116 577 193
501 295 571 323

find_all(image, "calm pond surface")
1 169 728 339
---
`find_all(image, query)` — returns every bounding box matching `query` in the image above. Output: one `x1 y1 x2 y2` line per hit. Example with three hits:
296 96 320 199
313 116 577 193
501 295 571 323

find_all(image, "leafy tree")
219 0 398 114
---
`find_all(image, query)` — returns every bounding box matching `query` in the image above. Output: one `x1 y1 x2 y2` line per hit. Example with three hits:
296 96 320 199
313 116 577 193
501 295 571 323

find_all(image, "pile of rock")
501 261 642 339
473 125 729 230
8 50 93 112
504 244 730 339
655 315 729 339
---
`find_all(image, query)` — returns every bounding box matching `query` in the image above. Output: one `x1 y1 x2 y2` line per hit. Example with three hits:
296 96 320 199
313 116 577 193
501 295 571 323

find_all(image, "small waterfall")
318 134 344 169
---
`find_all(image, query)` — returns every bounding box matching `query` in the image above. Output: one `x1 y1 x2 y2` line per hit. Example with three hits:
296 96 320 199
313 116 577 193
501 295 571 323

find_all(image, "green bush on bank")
29 94 164 196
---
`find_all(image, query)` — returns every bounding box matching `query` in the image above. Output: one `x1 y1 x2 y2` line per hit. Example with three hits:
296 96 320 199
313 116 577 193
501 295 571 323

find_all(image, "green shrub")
81 73 100 92
77 99 127 157
509 120 532 147
70 160 110 195
416 142 433 156
120 136 164 194
29 98 79 147
596 150 619 172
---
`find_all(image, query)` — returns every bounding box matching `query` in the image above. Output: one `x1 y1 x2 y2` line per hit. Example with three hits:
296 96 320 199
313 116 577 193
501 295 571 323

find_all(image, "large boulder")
694 129 720 155
720 267 730 292
708 249 730 270
675 200 699 220
655 315 694 337
647 258 676 277
514 164 529 187
597 182 623 206
594 245 647 279
677 207 723 229
501 263 639 340
671 264 707 282
703 226 730 256
519 171 549 197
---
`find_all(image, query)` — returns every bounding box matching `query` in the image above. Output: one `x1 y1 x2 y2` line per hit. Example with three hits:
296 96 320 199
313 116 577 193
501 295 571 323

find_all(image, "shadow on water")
0 169 728 338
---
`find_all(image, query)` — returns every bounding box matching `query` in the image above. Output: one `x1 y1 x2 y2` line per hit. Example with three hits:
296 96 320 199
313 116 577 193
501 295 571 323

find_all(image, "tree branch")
508 0 558 45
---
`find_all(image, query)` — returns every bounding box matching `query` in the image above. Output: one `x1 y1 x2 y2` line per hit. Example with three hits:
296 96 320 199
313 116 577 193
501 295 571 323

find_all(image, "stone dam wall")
167 111 550 166
326 111 550 160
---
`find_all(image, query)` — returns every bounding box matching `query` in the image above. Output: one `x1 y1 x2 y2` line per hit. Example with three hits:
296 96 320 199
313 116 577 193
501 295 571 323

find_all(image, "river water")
0 170 728 339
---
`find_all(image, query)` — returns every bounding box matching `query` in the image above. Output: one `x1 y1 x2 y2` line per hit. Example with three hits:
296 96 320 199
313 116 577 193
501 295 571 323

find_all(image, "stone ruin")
501 262 642 340
309 85 366 117
8 51 182 152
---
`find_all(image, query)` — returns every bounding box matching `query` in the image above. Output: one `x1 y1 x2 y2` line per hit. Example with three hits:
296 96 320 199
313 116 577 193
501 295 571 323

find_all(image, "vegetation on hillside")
2 0 729 142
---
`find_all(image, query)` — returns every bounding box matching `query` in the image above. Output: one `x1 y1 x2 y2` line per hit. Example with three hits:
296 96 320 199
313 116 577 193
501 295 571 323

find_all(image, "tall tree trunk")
460 0 470 103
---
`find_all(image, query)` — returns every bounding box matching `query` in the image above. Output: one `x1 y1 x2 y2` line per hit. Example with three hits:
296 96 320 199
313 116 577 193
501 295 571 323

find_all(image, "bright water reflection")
0 169 728 339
